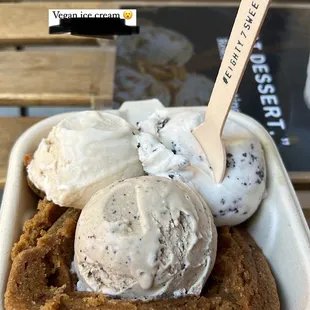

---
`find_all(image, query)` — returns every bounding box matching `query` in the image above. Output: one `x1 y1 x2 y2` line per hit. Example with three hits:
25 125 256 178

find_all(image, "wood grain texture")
290 172 310 185
0 117 43 188
0 2 118 45
297 191 310 209
0 46 115 106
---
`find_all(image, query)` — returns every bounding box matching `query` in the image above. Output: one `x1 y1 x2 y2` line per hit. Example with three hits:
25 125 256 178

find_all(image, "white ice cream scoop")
136 109 266 227
27 111 144 209
74 176 217 300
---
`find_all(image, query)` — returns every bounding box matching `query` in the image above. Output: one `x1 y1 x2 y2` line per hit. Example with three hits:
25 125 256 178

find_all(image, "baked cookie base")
5 198 280 310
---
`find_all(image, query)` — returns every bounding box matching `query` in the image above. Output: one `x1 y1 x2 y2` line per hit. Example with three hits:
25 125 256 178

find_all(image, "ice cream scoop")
172 73 214 107
74 176 217 300
27 111 144 209
116 26 193 66
114 65 171 108
136 109 266 227
191 0 271 183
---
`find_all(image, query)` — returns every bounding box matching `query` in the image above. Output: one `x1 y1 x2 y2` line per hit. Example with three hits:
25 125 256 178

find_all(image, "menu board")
114 5 310 172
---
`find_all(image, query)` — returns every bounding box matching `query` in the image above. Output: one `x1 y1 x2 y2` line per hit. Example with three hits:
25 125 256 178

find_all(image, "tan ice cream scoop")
74 176 217 300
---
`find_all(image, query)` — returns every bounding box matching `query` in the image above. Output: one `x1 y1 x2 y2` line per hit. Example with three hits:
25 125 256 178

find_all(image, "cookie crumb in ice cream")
157 117 170 132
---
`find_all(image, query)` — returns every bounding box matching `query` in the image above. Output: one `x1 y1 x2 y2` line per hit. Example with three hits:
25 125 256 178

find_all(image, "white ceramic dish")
0 100 310 310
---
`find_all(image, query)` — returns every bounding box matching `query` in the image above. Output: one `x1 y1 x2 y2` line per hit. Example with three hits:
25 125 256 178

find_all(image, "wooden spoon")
193 0 271 184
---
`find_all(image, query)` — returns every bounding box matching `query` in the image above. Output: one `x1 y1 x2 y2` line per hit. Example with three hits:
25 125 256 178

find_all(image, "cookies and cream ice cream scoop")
27 111 144 209
136 109 266 227
74 176 217 300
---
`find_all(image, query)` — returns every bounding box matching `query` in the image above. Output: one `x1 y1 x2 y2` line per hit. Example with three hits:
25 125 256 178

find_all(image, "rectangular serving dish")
0 99 310 310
